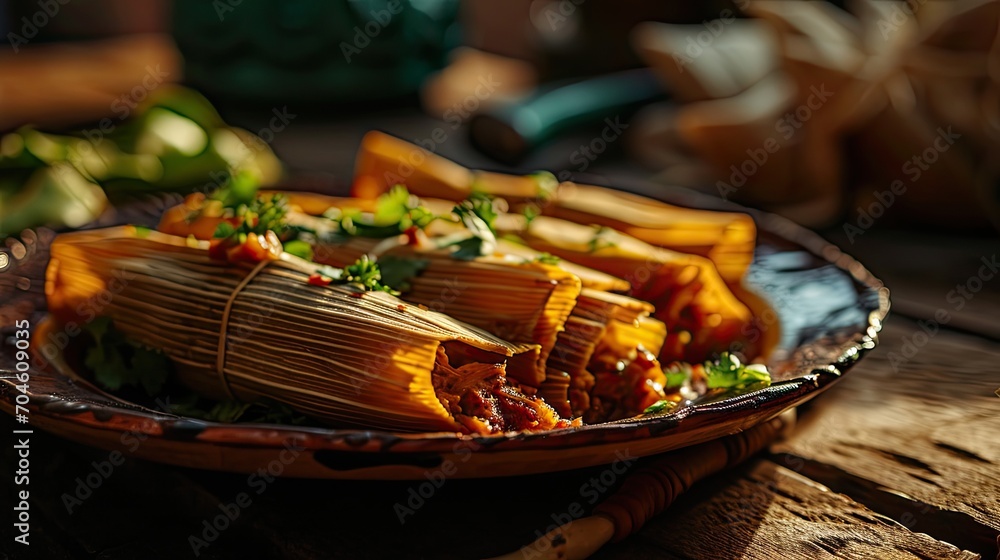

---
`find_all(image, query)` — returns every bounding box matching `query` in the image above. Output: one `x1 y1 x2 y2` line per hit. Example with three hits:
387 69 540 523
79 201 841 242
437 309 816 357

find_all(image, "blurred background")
0 0 998 289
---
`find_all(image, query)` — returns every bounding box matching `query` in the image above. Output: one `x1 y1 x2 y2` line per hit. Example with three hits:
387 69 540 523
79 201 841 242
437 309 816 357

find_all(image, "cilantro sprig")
310 256 400 295
343 255 392 291
587 226 619 253
704 352 771 390
642 399 678 415
532 252 560 265
212 193 290 240
377 255 430 292
443 193 499 260
328 185 437 239
529 171 559 200
663 362 692 389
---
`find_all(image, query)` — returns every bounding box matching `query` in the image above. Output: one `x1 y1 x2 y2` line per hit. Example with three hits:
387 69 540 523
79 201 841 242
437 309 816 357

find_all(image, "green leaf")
86 315 112 346
704 352 771 390
213 221 236 239
529 171 559 200
283 239 314 261
533 252 560 265
373 185 411 225
86 346 126 391
521 205 539 226
450 236 487 261
212 169 260 208
462 192 498 232
328 186 438 240
445 195 498 260
642 400 678 415
378 256 429 292
587 226 619 253
663 363 691 389
340 255 399 294
408 206 437 229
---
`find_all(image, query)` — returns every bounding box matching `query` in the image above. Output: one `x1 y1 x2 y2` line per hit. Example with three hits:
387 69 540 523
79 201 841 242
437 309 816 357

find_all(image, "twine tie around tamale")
216 259 272 400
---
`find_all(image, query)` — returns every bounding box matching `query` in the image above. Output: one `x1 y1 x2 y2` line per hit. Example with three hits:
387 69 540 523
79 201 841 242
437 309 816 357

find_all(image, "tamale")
310 237 582 388
350 132 756 282
504 216 777 363
45 227 569 434
547 182 756 285
545 289 670 421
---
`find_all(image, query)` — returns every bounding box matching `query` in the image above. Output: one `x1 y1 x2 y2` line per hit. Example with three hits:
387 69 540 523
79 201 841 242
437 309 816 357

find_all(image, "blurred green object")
0 87 282 237
172 0 460 104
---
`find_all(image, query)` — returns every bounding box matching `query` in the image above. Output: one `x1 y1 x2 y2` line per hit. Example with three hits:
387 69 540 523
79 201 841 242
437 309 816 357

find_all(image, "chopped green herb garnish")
211 192 290 240
533 252 561 265
529 171 559 200
642 400 678 415
214 221 236 238
211 169 260 208
704 352 771 390
330 185 437 239
521 204 539 226
446 194 498 260
282 239 314 261
408 205 437 230
342 255 399 294
663 363 692 389
463 192 499 231
372 184 412 225
587 226 619 253
377 256 429 292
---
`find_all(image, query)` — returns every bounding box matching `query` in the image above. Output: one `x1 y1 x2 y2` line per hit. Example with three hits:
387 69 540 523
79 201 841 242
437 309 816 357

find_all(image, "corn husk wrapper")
505 216 777 363
349 132 757 282
544 288 667 418
548 182 757 285
45 227 548 434
311 236 581 387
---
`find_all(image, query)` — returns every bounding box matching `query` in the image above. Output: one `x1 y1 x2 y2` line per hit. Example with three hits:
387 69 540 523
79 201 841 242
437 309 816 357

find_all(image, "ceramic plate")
0 185 889 479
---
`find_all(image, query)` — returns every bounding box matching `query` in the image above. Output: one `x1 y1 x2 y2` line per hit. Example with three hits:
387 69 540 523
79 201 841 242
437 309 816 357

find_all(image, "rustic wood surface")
2 112 998 559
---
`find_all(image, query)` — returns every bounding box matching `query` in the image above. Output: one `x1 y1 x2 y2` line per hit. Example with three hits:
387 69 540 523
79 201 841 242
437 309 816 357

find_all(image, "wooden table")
2 116 999 559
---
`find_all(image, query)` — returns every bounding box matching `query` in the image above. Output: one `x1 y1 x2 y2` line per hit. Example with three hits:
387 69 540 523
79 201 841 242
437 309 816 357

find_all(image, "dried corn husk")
310 237 581 387
549 182 756 285
504 216 776 363
349 132 757 281
45 227 566 434
545 288 668 418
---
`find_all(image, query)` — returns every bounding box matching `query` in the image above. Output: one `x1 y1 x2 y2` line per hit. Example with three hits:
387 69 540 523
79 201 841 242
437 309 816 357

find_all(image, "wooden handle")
488 411 793 560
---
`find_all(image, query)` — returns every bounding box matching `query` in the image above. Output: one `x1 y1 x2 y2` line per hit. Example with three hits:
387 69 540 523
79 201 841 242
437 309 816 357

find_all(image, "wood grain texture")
773 319 1000 548
591 460 979 560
